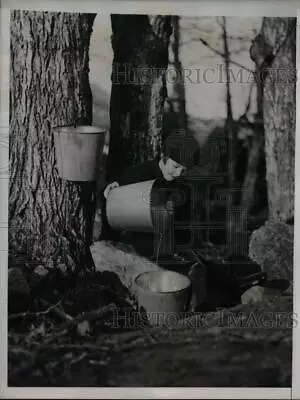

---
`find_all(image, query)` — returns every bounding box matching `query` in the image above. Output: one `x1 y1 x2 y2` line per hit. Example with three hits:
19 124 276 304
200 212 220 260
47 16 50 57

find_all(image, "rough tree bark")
251 17 296 222
106 15 172 182
9 11 96 272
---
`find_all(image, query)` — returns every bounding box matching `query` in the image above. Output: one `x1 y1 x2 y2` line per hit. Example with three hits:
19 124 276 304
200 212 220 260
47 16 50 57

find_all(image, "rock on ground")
241 285 264 305
249 221 294 288
90 240 162 296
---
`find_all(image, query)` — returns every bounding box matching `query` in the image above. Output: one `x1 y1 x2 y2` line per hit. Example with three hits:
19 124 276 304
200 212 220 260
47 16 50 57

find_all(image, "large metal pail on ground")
53 125 106 182
134 270 191 326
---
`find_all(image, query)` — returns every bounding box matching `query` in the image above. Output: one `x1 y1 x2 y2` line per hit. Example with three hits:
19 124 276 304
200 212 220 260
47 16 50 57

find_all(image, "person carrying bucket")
98 131 200 251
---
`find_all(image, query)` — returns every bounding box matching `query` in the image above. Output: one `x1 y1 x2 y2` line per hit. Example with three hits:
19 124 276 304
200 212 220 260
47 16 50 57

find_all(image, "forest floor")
7 235 293 388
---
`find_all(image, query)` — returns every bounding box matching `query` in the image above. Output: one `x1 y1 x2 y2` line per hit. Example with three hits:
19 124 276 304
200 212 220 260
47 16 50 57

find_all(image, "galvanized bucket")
106 179 156 233
134 270 191 326
106 178 191 234
53 125 106 182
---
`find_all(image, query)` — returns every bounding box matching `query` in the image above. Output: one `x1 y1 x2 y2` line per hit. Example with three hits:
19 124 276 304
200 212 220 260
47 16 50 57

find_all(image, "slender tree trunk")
241 65 265 213
169 15 187 132
251 17 296 222
107 15 172 182
241 128 264 213
219 17 239 255
221 17 235 192
9 11 96 272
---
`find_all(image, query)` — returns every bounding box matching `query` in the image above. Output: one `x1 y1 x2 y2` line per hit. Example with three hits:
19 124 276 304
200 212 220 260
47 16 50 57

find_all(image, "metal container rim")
134 270 191 295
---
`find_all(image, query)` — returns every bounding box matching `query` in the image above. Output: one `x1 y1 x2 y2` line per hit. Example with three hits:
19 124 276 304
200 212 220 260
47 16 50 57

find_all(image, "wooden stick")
38 297 73 322
36 343 111 352
43 303 117 344
8 300 63 321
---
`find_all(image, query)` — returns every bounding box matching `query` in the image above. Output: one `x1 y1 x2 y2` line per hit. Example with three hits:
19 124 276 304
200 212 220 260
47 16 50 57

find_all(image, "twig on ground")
147 333 157 344
37 343 111 352
43 302 117 344
70 351 87 365
8 346 34 357
8 300 63 321
38 297 73 322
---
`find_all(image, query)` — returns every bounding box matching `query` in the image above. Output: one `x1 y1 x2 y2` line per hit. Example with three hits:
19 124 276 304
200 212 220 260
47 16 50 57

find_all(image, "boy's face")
160 156 187 181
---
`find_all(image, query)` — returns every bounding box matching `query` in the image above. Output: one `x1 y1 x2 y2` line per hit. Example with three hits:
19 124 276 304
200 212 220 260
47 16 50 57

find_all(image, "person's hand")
103 181 119 199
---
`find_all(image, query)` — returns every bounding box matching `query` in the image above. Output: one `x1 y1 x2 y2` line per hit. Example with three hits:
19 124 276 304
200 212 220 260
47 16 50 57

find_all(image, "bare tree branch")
216 16 225 30
198 37 254 73
43 302 117 344
183 37 249 53
8 300 63 321
227 35 255 41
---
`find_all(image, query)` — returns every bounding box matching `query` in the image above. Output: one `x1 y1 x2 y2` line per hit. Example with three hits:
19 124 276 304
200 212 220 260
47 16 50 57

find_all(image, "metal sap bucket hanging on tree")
53 125 106 182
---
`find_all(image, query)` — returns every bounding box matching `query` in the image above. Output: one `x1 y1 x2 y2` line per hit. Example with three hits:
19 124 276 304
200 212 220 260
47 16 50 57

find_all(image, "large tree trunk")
106 15 172 182
251 17 296 222
9 11 96 272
